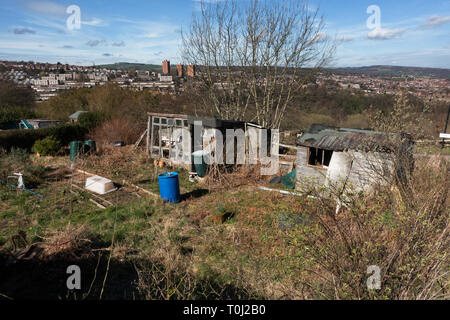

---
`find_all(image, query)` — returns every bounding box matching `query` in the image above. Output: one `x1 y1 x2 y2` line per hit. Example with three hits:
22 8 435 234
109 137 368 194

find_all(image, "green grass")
0 152 318 300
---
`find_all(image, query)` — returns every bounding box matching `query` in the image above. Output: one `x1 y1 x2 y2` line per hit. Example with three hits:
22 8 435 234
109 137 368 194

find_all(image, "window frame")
306 147 333 170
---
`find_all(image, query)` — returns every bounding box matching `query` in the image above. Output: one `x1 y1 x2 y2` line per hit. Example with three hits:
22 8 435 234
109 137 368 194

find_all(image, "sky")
0 0 449 68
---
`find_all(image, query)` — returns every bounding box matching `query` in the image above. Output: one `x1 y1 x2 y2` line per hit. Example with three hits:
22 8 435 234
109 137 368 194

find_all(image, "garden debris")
6 244 43 266
269 175 282 184
281 170 296 189
40 225 94 260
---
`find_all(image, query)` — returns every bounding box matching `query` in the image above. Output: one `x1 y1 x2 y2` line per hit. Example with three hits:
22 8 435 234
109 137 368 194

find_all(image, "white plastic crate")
85 175 117 195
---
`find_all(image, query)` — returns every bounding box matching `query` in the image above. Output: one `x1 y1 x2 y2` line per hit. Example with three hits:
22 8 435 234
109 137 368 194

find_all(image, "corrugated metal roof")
297 124 411 152
69 111 88 119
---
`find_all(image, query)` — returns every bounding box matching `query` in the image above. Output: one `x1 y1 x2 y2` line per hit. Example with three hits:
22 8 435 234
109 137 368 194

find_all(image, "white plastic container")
85 175 117 195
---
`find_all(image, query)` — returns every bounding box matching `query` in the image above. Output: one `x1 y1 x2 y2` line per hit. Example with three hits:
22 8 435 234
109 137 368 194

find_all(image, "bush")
77 111 107 129
32 136 62 156
0 147 31 179
340 113 370 129
0 106 37 124
0 81 35 109
89 118 142 145
297 157 449 300
0 124 88 151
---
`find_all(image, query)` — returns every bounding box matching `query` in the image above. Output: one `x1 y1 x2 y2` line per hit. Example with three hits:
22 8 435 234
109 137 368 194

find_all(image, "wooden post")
146 116 151 157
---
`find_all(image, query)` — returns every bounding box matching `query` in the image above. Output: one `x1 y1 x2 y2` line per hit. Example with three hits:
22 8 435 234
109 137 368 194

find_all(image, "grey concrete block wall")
295 148 395 194
295 147 326 191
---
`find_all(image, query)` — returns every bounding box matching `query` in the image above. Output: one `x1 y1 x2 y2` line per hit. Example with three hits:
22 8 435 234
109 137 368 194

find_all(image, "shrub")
77 111 107 129
0 124 88 151
0 106 37 124
297 157 449 300
32 136 62 156
0 147 31 179
340 113 369 129
89 118 142 145
0 81 35 109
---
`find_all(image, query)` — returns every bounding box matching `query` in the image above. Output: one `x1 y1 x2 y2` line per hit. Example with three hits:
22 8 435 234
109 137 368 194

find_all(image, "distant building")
187 65 195 78
162 60 171 75
176 64 184 78
159 75 173 82
69 110 89 123
19 119 62 129
136 70 150 80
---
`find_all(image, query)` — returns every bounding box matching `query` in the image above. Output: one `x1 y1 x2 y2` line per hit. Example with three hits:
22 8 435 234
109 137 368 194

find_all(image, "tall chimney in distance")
162 60 170 75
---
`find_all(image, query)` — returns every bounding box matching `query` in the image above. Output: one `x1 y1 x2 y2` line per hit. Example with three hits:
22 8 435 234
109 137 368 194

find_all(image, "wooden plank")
75 169 94 176
147 112 188 119
121 179 159 198
279 143 300 150
70 188 107 209
71 182 115 206
89 199 106 209
148 116 153 157
135 129 148 149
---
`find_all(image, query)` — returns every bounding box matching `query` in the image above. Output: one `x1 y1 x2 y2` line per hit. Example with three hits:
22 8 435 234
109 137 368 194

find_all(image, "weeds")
297 157 449 299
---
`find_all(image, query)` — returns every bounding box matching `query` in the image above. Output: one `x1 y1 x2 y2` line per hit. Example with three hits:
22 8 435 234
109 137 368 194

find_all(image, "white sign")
439 133 450 139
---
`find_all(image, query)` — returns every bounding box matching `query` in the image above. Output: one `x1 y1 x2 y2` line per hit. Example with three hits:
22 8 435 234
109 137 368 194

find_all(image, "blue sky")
0 0 449 68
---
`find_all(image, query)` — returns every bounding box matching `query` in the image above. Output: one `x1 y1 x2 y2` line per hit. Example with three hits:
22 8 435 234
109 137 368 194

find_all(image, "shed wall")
295 147 326 191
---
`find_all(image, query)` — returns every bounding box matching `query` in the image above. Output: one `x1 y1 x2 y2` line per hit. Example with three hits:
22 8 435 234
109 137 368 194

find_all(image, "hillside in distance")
97 62 449 79
97 62 162 73
328 65 450 79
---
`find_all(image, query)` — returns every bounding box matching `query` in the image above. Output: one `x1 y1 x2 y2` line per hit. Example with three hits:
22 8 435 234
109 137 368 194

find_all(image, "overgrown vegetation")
32 136 62 156
297 157 449 299
0 81 36 127
0 124 87 151
0 142 447 300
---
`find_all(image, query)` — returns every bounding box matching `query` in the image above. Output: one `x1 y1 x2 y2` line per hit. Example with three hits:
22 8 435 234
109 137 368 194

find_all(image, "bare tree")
181 0 335 128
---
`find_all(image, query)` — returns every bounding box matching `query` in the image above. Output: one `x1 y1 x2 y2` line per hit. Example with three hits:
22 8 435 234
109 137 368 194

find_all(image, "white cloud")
337 35 355 43
420 16 450 29
25 1 66 17
81 18 106 27
367 28 406 40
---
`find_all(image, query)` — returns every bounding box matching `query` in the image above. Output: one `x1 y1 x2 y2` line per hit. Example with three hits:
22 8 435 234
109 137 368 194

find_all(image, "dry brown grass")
298 156 449 300
40 224 95 260
89 118 142 146
203 163 267 191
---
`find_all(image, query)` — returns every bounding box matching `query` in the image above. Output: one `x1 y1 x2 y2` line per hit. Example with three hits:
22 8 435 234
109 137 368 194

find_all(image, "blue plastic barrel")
158 172 181 203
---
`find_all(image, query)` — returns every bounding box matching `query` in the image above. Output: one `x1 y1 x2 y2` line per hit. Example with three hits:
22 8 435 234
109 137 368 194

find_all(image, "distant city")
0 59 448 103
